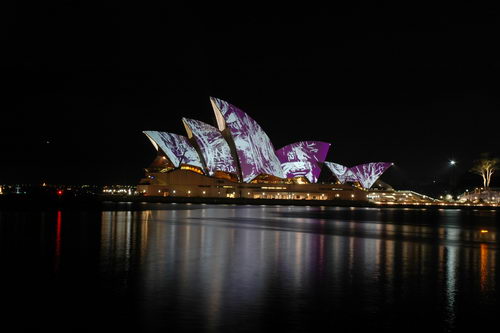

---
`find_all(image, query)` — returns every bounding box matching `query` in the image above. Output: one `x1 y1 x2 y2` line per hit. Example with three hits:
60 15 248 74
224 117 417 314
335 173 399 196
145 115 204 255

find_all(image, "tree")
470 156 500 188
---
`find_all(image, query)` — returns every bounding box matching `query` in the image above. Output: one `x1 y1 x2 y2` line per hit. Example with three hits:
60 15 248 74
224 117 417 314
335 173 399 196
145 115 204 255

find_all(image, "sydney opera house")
137 97 393 201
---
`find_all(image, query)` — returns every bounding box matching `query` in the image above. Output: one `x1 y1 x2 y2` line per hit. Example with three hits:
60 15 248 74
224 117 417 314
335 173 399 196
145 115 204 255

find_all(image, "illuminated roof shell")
325 161 393 188
182 118 238 176
324 162 356 183
143 131 203 169
276 141 331 183
349 162 393 189
210 97 284 182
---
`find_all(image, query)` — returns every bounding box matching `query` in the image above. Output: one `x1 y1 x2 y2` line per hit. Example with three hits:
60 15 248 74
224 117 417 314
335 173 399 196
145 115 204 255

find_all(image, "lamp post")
449 160 456 197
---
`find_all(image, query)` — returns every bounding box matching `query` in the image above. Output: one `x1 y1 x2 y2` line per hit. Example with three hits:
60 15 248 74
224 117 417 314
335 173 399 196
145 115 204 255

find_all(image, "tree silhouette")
470 154 500 188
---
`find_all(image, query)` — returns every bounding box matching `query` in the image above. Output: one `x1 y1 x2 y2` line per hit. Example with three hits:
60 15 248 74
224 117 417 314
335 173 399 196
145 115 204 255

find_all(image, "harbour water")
0 204 498 332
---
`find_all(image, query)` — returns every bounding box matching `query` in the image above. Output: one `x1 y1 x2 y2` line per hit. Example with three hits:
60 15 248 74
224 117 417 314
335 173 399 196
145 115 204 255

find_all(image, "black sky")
2 2 500 194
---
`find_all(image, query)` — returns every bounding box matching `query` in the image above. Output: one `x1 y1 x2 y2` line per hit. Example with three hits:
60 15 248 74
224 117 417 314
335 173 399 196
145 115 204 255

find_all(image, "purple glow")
349 162 393 189
210 97 284 182
143 131 203 169
276 141 331 183
182 118 238 176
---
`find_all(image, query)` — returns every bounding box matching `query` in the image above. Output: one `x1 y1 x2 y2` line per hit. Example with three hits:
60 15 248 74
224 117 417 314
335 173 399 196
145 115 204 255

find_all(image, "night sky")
2 2 500 195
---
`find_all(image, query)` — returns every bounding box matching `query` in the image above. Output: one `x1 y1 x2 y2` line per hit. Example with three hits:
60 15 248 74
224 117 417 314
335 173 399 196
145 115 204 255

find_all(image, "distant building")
367 190 439 205
458 188 500 204
137 97 393 200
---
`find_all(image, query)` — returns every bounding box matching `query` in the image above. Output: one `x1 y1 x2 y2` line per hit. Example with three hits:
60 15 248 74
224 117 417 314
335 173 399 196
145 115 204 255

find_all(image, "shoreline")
0 194 498 211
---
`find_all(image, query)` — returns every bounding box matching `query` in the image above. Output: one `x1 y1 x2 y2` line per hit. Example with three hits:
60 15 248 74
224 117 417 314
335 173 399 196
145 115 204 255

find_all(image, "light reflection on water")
0 205 498 332
92 205 499 332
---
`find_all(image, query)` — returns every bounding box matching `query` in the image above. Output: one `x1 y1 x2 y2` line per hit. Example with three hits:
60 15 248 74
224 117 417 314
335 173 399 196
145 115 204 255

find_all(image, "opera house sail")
349 162 393 189
324 162 356 184
325 161 393 189
182 118 237 176
210 97 284 182
138 97 395 201
143 131 204 169
276 141 331 183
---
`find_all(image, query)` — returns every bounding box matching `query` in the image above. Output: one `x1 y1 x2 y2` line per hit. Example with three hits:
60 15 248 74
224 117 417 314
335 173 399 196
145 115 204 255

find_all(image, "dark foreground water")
0 204 498 332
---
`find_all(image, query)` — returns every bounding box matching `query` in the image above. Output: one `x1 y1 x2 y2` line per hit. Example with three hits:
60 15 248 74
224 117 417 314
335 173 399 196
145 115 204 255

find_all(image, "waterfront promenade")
1 193 499 211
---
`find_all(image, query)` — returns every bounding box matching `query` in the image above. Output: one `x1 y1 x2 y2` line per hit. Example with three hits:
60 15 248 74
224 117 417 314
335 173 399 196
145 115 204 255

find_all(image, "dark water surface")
1 204 498 332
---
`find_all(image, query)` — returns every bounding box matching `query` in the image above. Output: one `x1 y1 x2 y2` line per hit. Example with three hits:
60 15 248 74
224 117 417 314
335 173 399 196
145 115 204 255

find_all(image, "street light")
449 159 457 197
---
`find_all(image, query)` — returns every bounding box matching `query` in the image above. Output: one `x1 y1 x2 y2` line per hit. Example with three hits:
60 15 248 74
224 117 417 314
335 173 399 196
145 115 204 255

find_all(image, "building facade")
138 97 393 200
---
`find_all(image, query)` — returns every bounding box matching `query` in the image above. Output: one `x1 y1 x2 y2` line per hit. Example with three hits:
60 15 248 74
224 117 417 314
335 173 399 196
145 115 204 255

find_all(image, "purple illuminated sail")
182 118 237 176
143 131 203 169
210 97 284 182
324 162 356 183
276 141 331 183
349 162 393 189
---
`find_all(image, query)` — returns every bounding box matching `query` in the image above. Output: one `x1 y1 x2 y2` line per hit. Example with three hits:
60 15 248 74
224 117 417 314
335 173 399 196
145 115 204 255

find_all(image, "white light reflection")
443 226 459 331
94 205 500 331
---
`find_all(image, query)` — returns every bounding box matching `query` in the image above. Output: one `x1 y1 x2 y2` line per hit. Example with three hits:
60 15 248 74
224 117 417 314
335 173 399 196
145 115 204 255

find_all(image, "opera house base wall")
137 169 368 201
